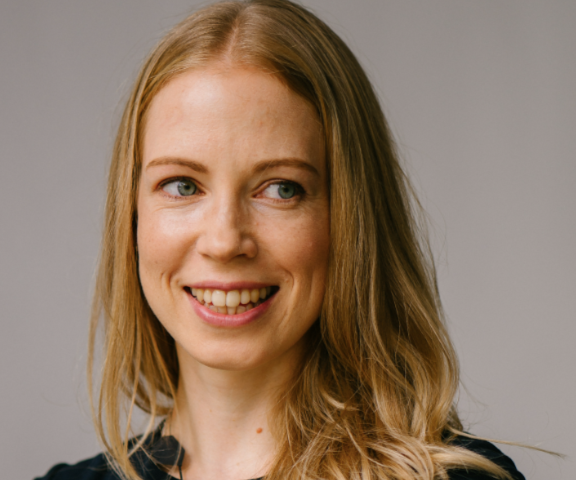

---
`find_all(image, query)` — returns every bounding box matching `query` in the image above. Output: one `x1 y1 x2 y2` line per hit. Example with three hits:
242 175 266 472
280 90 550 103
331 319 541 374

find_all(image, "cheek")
265 208 330 293
136 207 195 289
136 206 201 339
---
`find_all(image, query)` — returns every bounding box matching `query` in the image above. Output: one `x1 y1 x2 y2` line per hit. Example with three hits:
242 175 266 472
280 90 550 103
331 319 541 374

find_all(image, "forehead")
142 65 324 169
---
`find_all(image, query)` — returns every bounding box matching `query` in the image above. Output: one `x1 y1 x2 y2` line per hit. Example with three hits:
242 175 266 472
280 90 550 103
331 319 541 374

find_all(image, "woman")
37 0 525 479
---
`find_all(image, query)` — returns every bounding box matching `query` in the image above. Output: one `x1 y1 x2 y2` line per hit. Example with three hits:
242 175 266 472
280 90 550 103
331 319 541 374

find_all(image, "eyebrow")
146 156 319 176
146 157 208 173
252 158 319 176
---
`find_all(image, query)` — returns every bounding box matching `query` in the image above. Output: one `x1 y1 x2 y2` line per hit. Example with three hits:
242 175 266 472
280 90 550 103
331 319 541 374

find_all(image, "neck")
167 344 301 480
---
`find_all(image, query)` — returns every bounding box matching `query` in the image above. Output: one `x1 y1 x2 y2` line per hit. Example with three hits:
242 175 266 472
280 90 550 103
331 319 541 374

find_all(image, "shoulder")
33 448 167 480
34 426 177 480
34 434 524 480
446 435 526 480
33 453 117 480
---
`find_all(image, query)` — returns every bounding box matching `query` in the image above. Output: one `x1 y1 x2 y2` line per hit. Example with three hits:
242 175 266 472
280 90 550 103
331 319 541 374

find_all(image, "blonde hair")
89 1 514 478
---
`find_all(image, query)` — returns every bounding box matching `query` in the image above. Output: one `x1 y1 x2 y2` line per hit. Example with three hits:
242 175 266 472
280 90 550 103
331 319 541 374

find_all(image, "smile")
187 286 278 315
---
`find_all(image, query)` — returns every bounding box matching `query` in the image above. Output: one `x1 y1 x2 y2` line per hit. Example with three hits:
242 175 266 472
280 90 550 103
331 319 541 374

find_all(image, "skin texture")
137 64 329 480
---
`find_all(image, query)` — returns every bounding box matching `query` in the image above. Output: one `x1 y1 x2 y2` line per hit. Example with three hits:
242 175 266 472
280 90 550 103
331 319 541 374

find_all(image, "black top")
35 428 525 480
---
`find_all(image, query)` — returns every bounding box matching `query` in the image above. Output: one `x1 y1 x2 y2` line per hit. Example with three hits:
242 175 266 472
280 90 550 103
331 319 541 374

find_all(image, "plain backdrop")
0 1 574 479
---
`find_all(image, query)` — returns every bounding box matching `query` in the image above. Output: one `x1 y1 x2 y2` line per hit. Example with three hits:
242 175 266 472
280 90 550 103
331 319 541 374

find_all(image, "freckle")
256 428 263 434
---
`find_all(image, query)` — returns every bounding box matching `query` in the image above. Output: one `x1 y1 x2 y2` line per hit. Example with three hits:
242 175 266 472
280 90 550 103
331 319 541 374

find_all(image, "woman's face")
137 65 329 373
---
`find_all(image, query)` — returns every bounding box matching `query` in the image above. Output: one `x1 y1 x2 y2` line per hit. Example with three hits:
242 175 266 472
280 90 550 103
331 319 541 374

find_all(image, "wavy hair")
88 1 514 478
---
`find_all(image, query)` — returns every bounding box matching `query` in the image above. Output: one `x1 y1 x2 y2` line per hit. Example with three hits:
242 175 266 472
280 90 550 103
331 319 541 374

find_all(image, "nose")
195 194 257 263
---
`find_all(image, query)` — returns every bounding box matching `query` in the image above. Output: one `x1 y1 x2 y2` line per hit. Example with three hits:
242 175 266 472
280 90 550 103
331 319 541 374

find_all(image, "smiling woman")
34 1 527 480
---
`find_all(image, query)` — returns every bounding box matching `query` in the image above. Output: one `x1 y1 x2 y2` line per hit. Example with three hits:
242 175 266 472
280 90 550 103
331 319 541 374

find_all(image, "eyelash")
158 177 305 202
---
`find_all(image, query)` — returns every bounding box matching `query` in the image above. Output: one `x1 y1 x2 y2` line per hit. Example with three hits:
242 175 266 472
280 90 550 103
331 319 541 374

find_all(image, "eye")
162 178 198 197
262 182 301 200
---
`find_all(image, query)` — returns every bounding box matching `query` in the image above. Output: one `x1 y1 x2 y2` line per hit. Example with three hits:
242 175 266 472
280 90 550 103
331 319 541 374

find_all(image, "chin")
175 337 281 372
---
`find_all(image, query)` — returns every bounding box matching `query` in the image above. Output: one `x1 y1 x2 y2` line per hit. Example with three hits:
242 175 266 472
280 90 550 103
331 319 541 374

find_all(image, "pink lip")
187 289 276 328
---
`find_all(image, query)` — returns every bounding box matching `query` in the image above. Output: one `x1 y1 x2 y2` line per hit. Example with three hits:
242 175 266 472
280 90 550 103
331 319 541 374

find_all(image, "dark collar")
131 421 263 480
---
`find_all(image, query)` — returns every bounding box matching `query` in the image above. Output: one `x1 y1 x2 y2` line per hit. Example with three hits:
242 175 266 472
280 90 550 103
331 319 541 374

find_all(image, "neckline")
137 421 264 480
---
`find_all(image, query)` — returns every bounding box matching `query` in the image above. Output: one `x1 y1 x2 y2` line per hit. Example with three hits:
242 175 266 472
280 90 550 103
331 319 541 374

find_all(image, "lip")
186 288 276 328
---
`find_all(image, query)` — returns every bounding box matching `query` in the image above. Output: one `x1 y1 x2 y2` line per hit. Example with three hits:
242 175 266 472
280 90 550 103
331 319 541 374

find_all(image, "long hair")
88 1 513 478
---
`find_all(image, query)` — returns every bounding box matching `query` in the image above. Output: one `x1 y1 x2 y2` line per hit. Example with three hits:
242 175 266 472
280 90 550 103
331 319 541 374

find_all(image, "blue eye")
262 182 300 200
278 183 296 199
163 179 197 197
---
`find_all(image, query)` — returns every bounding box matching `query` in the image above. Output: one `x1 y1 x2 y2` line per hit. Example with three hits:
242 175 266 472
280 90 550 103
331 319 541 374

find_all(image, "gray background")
0 1 574 478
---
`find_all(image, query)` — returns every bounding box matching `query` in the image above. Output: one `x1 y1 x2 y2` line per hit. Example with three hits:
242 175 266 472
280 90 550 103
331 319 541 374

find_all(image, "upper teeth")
191 287 271 307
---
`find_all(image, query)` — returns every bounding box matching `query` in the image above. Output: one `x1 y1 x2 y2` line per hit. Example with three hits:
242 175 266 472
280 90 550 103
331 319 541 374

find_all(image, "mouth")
185 286 279 315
